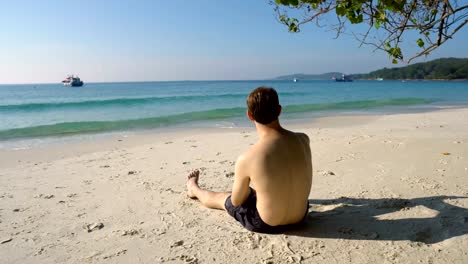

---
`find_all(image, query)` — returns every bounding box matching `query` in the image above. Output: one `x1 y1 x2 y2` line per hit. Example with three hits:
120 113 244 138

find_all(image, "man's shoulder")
294 132 310 143
235 148 257 177
236 142 265 169
238 145 257 162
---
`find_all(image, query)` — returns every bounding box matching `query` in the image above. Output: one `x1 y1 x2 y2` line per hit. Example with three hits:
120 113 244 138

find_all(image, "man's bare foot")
186 170 200 198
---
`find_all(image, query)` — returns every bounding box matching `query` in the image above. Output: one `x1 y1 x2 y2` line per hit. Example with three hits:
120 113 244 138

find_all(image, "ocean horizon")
1 80 468 145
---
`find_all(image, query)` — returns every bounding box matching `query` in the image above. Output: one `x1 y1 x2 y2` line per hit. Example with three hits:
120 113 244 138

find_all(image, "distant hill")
273 72 343 80
352 58 468 80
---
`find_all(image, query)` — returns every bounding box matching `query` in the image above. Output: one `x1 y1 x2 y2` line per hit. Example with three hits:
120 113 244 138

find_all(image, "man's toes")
187 171 199 180
188 170 200 179
188 171 195 179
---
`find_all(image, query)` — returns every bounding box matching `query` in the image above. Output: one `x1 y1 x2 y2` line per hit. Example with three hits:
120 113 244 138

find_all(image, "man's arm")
230 155 251 207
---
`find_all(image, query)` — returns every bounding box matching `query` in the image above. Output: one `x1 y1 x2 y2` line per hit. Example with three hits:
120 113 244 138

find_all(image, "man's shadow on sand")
287 196 468 244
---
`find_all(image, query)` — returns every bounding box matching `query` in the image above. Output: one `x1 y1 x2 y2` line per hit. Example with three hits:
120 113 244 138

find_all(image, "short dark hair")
246 87 280 125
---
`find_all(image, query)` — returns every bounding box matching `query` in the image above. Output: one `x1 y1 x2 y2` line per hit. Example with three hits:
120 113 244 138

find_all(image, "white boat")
376 77 384 81
62 75 84 87
293 78 297 82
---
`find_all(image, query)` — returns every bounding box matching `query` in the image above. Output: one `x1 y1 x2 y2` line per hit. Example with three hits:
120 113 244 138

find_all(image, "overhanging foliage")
273 0 468 63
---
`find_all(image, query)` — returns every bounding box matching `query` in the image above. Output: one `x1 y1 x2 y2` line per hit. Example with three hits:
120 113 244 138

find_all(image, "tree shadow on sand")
287 196 468 244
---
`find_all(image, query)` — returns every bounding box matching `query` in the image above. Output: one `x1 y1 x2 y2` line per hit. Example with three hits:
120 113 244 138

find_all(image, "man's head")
246 87 281 125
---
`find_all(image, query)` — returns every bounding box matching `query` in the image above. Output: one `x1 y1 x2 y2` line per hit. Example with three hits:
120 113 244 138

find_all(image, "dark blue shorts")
224 188 308 234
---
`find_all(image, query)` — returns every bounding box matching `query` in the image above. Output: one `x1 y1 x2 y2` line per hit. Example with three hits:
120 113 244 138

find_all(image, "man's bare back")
236 128 312 226
186 87 313 233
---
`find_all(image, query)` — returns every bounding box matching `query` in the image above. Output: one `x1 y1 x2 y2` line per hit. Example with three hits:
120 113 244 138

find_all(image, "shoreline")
0 105 464 166
1 101 466 151
0 105 439 166
0 113 378 169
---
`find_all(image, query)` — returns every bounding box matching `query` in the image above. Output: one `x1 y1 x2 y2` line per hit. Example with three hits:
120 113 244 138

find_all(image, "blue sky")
1 0 467 83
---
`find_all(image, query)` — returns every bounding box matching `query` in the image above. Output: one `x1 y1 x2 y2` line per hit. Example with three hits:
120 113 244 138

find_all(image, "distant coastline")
273 57 468 81
356 78 468 82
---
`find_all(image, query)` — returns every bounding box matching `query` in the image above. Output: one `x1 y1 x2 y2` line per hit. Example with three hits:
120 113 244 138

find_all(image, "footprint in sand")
82 180 92 185
0 194 14 199
102 249 127 260
164 188 180 194
170 240 184 248
120 229 140 236
83 222 104 233
167 255 198 264
318 170 335 176
1 238 13 244
34 194 55 199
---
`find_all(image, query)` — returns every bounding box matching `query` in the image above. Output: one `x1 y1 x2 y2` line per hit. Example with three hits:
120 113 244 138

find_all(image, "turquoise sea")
1 80 467 143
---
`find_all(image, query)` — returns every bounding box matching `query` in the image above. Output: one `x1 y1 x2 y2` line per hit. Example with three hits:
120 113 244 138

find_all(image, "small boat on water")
376 77 384 81
333 74 353 82
62 75 84 87
293 78 298 82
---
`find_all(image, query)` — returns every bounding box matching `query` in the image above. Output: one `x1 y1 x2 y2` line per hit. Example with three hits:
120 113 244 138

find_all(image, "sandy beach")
1 108 467 264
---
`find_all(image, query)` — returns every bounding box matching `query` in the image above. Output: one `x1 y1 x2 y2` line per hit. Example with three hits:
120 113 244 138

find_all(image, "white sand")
1 108 467 263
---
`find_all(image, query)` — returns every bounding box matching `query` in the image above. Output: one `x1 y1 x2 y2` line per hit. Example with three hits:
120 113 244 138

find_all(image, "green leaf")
276 0 299 6
356 14 363 23
417 38 425 47
289 23 298 32
378 12 386 21
392 58 398 64
289 0 299 6
276 0 289 4
336 5 346 16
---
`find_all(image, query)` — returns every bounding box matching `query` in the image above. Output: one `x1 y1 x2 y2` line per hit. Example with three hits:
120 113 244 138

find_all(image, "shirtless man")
187 87 313 233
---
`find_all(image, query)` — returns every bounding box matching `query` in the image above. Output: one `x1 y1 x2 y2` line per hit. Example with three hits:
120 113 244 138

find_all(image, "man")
186 87 313 233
